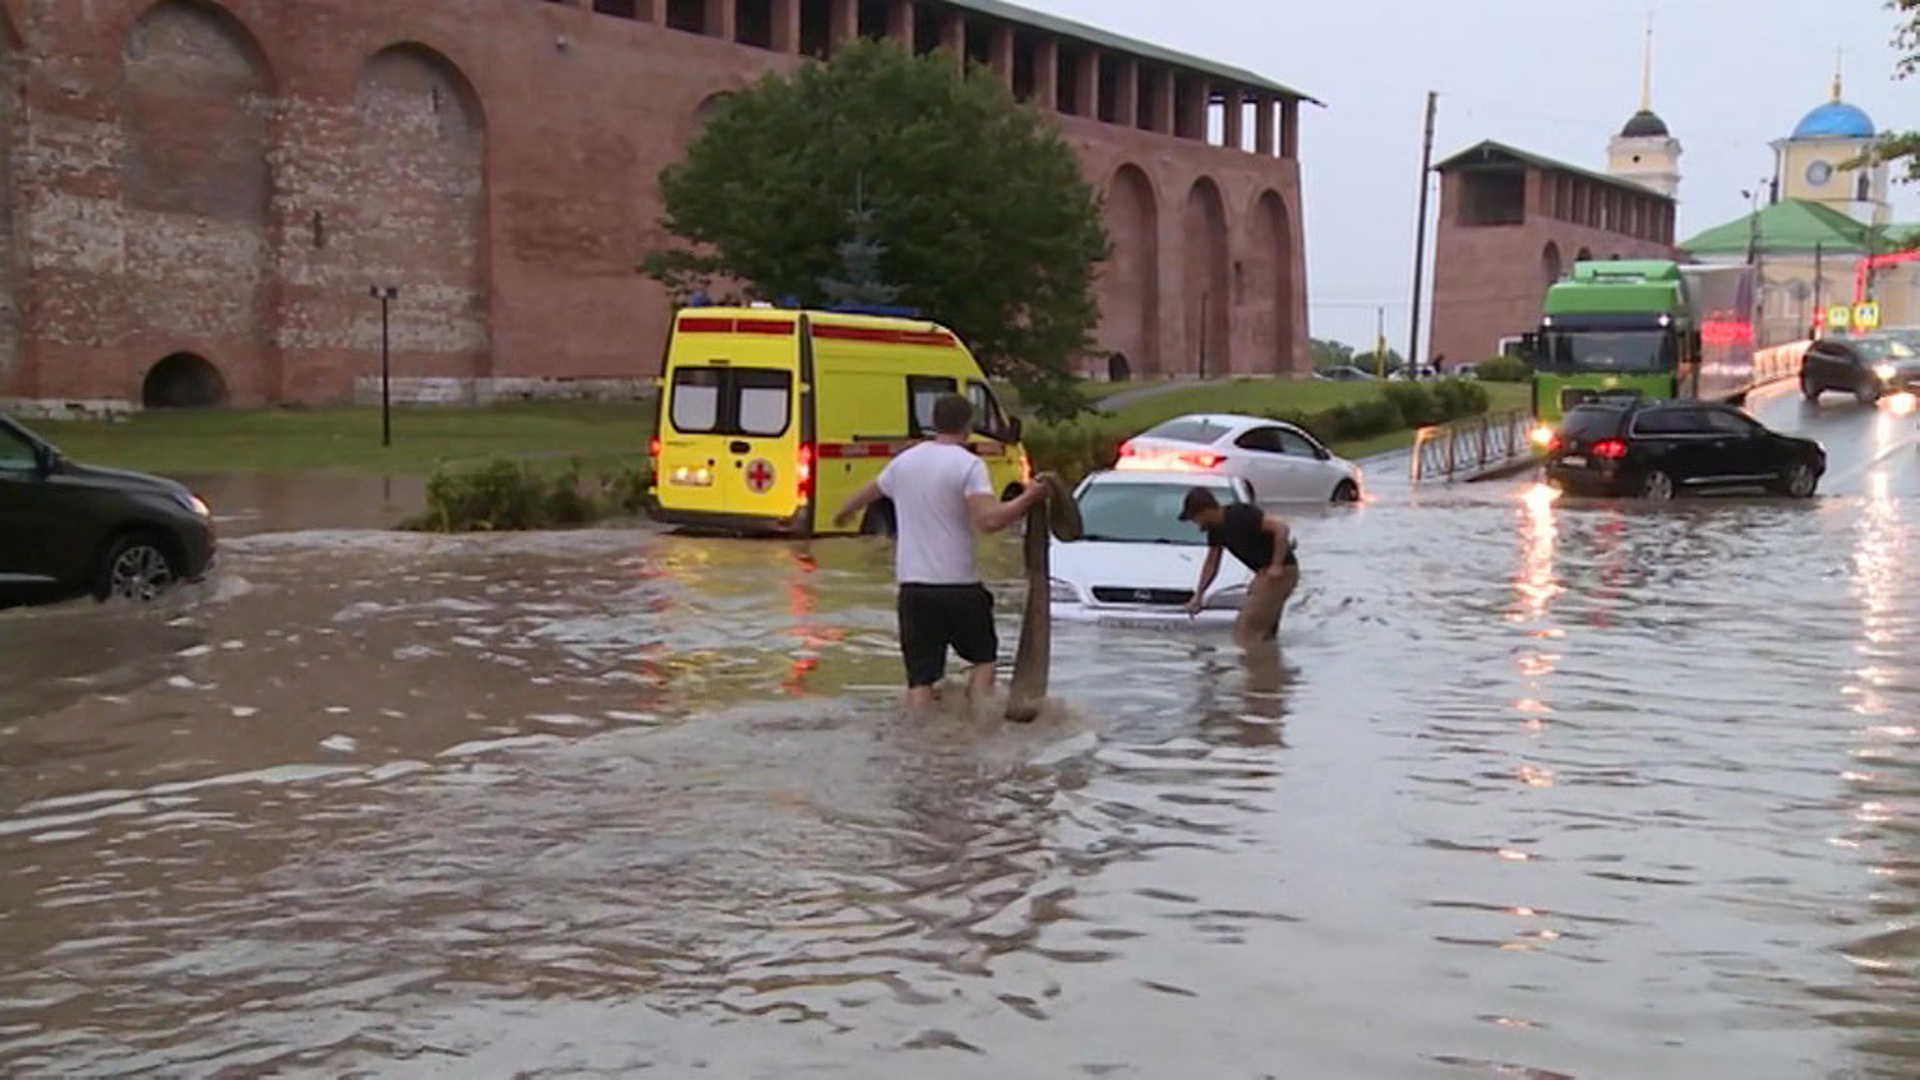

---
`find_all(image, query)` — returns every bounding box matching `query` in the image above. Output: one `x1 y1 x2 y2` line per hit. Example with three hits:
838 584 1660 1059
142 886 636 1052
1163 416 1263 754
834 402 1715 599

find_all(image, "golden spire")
1833 47 1844 102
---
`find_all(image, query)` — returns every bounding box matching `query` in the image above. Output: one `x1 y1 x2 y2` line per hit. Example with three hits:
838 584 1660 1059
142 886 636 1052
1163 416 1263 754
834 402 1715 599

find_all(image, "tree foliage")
641 41 1110 420
1308 337 1355 370
1863 0 1920 180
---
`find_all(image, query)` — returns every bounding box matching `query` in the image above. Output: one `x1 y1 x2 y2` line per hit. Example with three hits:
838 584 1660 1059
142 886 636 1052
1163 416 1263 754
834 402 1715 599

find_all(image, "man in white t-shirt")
835 393 1052 710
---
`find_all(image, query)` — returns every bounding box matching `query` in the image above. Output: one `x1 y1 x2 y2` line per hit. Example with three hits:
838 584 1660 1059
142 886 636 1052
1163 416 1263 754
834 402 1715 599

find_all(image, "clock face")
1806 160 1833 187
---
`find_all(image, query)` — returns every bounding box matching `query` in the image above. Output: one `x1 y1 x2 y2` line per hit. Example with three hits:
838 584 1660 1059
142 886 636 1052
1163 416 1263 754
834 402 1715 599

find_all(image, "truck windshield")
1542 330 1674 374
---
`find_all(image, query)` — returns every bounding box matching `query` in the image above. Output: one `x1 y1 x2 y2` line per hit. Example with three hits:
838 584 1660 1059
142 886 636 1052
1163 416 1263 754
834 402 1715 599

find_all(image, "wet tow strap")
1006 475 1082 723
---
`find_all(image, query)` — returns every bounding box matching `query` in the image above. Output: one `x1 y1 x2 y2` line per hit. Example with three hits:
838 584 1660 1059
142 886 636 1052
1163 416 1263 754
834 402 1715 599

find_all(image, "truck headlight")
1048 578 1078 604
1202 585 1247 611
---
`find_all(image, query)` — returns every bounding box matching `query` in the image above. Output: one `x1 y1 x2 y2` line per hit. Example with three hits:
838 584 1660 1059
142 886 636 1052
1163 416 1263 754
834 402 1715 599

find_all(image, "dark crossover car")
1544 398 1825 501
1 414 215 606
1801 333 1920 404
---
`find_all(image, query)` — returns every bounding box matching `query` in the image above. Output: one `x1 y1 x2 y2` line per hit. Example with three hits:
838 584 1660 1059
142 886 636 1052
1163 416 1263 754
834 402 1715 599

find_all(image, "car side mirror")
32 444 58 475
1005 416 1023 443
1314 445 1331 461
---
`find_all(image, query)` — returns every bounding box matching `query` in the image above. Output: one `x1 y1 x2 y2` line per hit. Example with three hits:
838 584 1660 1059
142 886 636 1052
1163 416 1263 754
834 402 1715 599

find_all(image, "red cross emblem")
745 458 777 494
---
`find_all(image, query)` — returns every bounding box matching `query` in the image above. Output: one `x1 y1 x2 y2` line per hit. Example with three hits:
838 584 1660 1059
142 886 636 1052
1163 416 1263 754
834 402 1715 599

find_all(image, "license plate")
1561 455 1587 468
1096 615 1173 630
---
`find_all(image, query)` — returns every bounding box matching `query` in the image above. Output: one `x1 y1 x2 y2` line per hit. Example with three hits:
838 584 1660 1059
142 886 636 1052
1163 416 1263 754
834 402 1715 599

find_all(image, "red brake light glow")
649 436 661 462
1592 438 1628 460
1114 444 1225 473
797 444 815 500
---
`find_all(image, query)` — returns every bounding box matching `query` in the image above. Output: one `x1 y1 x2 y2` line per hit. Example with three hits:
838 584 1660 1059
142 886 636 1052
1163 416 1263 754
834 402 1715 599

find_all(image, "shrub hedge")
403 458 652 532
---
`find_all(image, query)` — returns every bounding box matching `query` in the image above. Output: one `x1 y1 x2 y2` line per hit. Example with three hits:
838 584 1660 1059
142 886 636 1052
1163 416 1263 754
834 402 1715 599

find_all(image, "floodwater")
3 390 1920 1077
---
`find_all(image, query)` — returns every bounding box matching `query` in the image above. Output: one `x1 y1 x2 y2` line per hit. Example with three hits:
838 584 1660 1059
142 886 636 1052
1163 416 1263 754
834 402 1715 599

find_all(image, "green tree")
1309 337 1356 370
641 41 1109 420
1861 1 1920 179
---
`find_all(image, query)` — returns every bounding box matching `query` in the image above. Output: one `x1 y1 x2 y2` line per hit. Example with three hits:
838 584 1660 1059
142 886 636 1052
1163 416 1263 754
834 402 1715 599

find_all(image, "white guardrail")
1411 409 1535 484
1409 343 1811 485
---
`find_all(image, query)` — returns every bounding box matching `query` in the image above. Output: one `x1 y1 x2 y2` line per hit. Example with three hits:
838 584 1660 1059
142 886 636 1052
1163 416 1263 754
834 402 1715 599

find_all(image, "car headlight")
1048 578 1078 604
176 492 211 518
1876 363 1899 381
1201 585 1247 611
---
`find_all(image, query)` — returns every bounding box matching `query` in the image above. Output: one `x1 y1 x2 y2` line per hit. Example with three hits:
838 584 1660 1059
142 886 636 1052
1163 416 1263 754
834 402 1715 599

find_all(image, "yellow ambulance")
649 306 1030 536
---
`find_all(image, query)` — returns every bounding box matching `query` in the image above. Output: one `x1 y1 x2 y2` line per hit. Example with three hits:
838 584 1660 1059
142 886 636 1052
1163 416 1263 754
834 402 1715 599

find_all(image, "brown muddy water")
3 395 1920 1077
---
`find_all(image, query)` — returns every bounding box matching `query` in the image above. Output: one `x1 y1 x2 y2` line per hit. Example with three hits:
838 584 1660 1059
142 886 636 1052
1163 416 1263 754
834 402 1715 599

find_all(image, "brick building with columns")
0 0 1314 412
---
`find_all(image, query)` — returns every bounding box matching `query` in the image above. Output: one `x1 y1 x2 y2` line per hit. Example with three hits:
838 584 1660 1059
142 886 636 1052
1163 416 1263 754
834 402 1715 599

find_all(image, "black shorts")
897 583 997 688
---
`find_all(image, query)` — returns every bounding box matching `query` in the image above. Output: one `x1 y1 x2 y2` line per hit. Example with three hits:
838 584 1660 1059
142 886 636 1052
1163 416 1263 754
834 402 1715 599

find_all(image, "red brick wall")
0 0 1310 405
1431 167 1674 370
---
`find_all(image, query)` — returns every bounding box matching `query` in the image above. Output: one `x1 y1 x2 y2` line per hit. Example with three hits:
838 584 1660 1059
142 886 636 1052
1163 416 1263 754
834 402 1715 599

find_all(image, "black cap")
1178 487 1220 521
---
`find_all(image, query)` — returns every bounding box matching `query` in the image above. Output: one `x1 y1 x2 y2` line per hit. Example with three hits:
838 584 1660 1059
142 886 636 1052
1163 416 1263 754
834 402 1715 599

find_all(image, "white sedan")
1115 413 1363 504
1049 470 1259 629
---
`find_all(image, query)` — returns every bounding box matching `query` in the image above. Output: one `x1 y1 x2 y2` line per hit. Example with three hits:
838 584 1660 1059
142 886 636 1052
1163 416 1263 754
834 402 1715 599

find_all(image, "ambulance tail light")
649 436 661 468
797 443 815 501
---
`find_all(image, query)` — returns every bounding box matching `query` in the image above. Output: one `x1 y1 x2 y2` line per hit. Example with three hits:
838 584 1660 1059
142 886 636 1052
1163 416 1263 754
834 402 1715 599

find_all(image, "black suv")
1801 334 1920 404
1544 398 1824 501
1 414 216 606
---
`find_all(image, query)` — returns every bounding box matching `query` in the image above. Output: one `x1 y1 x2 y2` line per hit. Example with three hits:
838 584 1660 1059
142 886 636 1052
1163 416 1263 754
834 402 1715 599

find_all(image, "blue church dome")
1792 100 1875 140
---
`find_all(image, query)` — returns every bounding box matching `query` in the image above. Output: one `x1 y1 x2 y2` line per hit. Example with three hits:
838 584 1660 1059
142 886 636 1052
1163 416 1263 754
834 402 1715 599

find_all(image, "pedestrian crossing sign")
1827 305 1852 330
1854 302 1881 331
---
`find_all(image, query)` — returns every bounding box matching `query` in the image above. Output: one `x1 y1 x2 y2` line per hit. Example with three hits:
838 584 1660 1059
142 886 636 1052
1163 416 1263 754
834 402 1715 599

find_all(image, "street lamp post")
370 285 397 447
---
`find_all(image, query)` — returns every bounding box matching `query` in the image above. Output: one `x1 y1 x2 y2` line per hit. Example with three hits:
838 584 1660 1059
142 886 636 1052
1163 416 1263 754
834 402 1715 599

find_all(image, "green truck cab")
1523 260 1757 432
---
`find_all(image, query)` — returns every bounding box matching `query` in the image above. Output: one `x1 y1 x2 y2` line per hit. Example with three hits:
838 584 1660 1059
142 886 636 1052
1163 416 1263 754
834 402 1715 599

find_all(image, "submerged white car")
1115 413 1363 504
1049 470 1258 629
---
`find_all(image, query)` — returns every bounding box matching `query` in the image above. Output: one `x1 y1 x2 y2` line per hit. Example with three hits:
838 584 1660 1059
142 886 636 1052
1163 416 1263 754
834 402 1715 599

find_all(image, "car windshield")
1853 337 1918 362
1541 330 1674 374
1140 418 1231 445
1076 481 1234 545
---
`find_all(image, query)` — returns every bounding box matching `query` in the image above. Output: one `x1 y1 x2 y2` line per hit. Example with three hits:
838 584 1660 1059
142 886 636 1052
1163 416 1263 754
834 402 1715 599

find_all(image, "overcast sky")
1022 0 1920 356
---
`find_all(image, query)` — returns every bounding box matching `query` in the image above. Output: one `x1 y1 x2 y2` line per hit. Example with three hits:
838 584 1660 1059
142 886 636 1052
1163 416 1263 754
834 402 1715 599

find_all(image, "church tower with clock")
1772 64 1890 227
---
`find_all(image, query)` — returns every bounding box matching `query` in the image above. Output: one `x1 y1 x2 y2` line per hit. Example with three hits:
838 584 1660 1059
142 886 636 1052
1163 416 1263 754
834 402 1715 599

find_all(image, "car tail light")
649 436 661 465
797 444 814 501
1546 435 1563 453
1183 452 1226 470
1592 438 1628 460
1117 441 1137 459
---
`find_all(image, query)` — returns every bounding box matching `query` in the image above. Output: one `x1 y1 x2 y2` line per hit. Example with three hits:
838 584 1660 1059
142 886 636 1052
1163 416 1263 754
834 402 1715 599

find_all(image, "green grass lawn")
24 402 653 475
16 380 1531 477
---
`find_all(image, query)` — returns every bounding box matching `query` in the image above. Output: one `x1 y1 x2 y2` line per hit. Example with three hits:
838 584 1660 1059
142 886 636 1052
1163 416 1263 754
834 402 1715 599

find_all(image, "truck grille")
1092 587 1192 606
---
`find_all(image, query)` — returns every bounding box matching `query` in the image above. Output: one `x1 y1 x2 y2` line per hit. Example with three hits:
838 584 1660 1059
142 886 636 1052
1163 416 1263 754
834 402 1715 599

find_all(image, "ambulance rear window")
670 367 791 437
671 369 721 433
735 370 791 436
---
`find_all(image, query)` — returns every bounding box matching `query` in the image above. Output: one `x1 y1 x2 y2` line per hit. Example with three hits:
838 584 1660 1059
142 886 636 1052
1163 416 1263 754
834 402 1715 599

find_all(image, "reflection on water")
3 468 1920 1075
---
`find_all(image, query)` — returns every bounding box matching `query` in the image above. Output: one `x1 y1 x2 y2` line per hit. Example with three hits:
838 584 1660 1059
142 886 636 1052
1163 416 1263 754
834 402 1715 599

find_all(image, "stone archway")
692 90 733 133
121 1 274 395
354 44 490 379
143 352 229 407
1245 190 1295 374
1099 164 1159 375
1182 177 1230 377
1575 247 1593 263
1541 241 1563 286
1107 352 1131 382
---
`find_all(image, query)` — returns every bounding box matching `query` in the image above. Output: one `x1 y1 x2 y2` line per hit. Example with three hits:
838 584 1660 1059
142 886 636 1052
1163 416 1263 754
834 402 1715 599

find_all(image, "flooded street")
5 388 1920 1077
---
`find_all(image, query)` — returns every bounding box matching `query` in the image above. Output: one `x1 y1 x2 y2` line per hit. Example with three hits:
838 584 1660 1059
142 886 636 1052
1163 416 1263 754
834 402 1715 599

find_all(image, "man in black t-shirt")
1177 487 1299 644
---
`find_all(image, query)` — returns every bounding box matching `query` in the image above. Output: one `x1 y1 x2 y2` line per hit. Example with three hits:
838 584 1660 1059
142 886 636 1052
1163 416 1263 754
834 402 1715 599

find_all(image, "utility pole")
1406 91 1438 381
1375 305 1387 380
370 285 398 447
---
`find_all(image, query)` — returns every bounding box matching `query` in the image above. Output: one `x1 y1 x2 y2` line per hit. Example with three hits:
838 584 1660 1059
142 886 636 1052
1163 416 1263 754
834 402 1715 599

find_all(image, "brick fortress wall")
0 0 1310 411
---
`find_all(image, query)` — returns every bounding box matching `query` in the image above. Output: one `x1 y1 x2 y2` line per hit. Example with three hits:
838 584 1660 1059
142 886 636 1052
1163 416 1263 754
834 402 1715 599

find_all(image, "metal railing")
1754 341 1809 385
1411 409 1536 484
